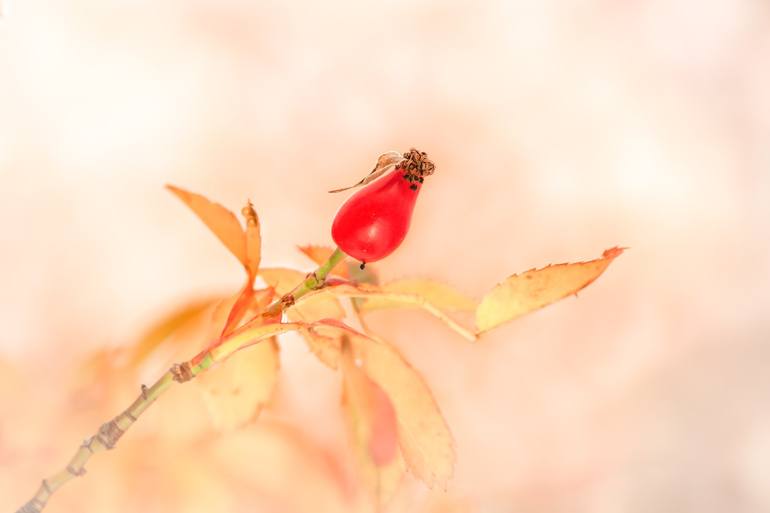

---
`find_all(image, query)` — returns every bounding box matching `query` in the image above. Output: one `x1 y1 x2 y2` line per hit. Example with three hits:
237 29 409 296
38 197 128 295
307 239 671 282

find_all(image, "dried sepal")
476 247 625 333
328 150 404 193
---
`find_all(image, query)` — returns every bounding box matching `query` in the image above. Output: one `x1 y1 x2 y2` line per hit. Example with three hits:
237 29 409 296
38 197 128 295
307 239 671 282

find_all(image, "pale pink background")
1 1 770 512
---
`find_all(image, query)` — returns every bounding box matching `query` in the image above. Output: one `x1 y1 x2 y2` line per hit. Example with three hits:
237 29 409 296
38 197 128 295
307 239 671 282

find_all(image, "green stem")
262 246 346 318
16 247 347 513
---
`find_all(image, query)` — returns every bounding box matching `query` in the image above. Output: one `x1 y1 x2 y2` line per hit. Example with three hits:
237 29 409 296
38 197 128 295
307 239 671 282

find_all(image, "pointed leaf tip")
166 184 247 267
475 247 624 333
242 200 262 278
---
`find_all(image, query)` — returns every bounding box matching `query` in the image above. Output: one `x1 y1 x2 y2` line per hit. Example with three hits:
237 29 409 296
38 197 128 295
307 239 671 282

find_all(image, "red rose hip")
332 149 435 264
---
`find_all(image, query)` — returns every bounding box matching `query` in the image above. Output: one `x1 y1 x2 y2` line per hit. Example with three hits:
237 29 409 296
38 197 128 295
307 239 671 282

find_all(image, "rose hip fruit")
332 149 435 264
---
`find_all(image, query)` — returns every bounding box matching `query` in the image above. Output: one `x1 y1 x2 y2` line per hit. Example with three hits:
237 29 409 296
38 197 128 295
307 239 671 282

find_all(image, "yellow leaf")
341 339 405 505
211 321 303 361
296 319 381 370
259 267 304 295
348 333 455 489
359 279 476 313
259 268 344 319
299 327 342 369
197 337 280 431
476 247 625 333
166 184 247 267
307 283 476 342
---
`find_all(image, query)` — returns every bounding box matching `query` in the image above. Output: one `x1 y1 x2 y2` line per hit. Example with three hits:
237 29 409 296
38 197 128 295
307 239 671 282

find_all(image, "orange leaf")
341 339 405 505
220 285 254 338
166 185 247 267
197 337 280 431
347 333 455 489
475 247 625 333
129 298 220 367
219 286 275 344
242 200 261 279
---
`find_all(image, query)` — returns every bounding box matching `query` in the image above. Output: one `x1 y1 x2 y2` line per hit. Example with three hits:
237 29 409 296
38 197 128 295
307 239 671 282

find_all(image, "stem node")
97 419 124 449
170 362 194 383
66 465 86 477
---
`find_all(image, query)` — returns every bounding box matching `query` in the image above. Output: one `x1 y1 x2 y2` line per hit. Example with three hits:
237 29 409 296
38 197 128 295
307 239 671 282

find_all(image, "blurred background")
1 0 769 512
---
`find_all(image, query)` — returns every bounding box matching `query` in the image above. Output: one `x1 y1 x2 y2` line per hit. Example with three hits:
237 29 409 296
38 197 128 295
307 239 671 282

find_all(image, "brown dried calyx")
398 148 435 188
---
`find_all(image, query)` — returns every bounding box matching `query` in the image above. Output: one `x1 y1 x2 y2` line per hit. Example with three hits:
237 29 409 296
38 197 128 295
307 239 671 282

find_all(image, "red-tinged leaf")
220 285 254 338
166 184 247 267
341 339 405 505
304 283 476 342
368 380 399 466
242 200 261 279
220 286 275 340
359 278 476 313
298 245 350 279
345 332 455 489
197 336 280 431
475 247 625 333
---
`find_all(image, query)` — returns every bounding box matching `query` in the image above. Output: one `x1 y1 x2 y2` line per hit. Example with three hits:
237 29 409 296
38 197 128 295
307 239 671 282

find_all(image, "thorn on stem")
81 438 95 453
140 384 149 400
305 271 319 288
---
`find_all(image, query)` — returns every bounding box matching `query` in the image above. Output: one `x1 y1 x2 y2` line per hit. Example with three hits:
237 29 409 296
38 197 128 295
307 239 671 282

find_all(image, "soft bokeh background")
1 0 769 511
